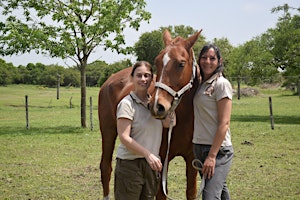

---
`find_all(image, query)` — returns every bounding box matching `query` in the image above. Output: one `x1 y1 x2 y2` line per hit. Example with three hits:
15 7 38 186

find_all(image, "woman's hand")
145 153 162 172
202 156 216 179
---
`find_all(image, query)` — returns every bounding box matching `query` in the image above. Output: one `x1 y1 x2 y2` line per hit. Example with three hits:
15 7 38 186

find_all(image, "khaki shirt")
193 74 232 147
116 91 163 160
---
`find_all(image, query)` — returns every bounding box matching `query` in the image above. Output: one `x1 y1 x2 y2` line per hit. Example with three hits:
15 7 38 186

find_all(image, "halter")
154 50 198 112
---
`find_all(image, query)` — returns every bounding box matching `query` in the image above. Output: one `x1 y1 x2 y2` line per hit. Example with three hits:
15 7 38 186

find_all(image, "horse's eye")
179 62 185 68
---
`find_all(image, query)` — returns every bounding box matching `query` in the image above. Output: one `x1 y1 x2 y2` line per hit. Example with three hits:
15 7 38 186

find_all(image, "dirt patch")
233 87 259 97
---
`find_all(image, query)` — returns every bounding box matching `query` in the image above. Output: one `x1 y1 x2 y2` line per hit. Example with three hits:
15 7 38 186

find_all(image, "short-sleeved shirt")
116 91 163 160
193 73 232 147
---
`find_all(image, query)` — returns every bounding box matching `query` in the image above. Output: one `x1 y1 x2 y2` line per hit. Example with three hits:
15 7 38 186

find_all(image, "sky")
1 0 299 67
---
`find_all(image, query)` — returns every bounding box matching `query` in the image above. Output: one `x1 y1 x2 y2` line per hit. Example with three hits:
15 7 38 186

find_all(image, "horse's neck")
180 77 199 106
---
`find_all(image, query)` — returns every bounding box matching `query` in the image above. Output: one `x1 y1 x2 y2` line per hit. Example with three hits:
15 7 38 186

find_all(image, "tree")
227 35 279 85
269 4 300 86
134 30 163 65
86 60 108 87
98 59 131 86
15 65 30 84
26 62 46 84
211 37 234 77
0 0 151 127
40 64 65 87
63 68 80 87
0 58 16 85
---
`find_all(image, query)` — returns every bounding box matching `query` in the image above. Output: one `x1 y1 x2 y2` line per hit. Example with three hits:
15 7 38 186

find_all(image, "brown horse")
98 29 202 200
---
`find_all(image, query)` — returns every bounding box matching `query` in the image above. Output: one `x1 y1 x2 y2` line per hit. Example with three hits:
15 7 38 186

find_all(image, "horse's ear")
185 29 202 50
163 29 172 46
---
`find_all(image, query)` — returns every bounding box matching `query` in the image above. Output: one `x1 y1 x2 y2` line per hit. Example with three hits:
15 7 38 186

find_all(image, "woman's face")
199 47 219 79
132 65 152 92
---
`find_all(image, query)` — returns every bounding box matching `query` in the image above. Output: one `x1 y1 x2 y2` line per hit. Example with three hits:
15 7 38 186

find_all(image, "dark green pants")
114 158 160 200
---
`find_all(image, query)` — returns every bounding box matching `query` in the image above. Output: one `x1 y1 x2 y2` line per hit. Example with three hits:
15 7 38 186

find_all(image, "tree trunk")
80 64 87 128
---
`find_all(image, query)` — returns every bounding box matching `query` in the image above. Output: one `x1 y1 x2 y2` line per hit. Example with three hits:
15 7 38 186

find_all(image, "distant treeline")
1 57 299 91
0 59 131 87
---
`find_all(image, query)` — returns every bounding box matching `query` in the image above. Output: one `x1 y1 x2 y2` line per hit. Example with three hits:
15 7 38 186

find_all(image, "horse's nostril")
157 104 165 113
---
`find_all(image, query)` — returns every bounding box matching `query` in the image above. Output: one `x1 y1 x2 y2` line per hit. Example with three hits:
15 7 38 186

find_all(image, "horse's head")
149 29 202 119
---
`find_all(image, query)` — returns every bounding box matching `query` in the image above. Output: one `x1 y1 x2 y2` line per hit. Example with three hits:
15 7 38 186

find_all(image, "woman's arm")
202 97 232 178
117 118 162 172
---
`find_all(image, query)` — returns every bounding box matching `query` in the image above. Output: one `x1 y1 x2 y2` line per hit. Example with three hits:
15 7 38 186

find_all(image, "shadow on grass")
0 126 88 136
231 114 300 124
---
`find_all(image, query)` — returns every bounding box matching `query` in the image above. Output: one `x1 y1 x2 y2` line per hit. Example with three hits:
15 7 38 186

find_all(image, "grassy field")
0 84 299 199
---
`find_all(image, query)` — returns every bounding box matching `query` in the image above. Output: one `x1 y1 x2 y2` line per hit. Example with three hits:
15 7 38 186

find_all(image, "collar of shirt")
129 91 151 106
205 72 223 84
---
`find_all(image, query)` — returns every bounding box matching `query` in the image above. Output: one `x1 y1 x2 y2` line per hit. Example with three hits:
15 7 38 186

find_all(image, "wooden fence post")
298 76 300 99
90 96 93 131
25 95 29 129
70 96 73 109
237 75 241 100
57 74 60 100
269 96 274 130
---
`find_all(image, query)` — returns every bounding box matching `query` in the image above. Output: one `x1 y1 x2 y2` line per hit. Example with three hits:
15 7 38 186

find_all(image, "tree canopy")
0 0 151 62
269 4 300 85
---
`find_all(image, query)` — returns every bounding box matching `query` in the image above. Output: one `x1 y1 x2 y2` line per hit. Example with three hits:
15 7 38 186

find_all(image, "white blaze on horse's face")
162 52 171 67
153 52 171 116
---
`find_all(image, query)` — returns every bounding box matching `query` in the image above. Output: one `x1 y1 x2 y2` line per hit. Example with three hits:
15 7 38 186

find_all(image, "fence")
25 92 98 131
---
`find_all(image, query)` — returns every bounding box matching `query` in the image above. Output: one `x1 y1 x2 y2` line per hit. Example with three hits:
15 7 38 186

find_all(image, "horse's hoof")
103 195 110 200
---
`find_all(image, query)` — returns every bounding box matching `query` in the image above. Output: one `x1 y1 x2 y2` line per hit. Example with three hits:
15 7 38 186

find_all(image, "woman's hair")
197 44 224 78
130 61 153 77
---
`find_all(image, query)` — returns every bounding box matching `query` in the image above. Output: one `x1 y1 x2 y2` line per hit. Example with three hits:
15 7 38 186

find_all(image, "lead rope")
192 159 205 199
161 117 205 200
162 113 176 200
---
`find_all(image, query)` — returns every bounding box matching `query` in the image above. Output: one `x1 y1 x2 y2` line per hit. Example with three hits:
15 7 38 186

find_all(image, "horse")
98 29 202 200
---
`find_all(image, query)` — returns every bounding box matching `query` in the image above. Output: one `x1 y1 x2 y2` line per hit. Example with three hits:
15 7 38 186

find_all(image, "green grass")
0 84 299 199
0 85 102 200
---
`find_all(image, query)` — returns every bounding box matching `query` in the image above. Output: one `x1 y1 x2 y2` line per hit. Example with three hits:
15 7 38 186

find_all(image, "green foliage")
39 65 65 87
0 58 16 85
86 60 108 87
25 62 46 84
14 65 29 84
211 37 234 76
0 0 151 64
227 36 280 85
62 68 80 87
0 59 130 87
134 30 163 65
97 59 131 86
224 4 300 87
269 4 300 86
